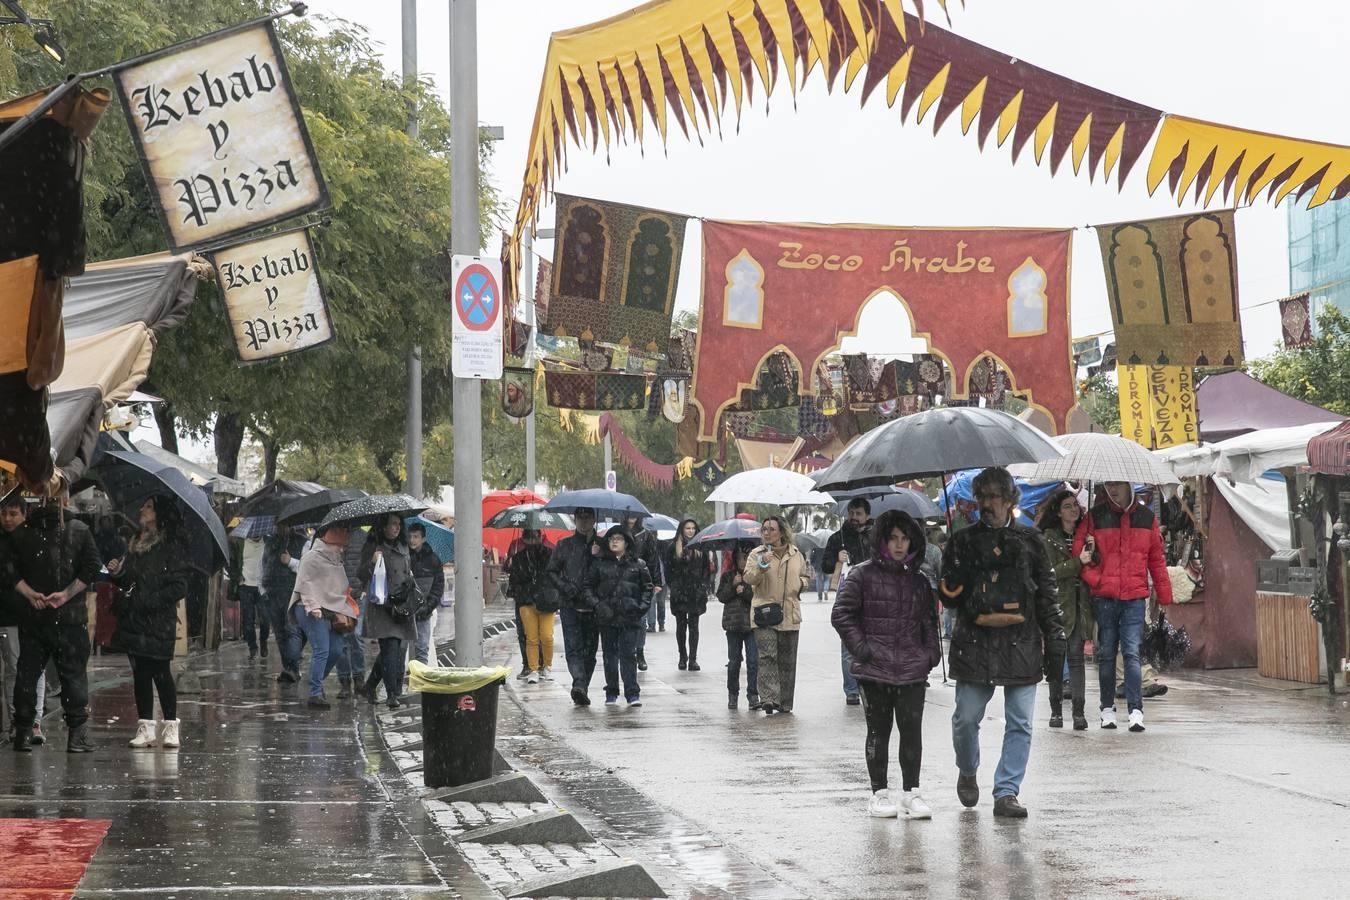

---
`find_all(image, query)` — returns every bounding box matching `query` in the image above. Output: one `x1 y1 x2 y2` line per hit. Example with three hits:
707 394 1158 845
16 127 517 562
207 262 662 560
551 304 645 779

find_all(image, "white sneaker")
160 719 180 749
1100 708 1118 730
128 719 157 748
1128 709 1145 732
540 667 555 681
901 791 932 820
526 671 539 684
867 789 899 818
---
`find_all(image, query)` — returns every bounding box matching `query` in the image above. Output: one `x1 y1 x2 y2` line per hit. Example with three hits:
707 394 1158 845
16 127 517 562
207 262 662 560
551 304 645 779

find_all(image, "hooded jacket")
716 559 755 632
833 529 941 687
1072 493 1173 604
582 527 654 627
7 506 101 626
1042 524 1094 638
505 542 554 609
112 530 190 659
940 519 1065 686
664 525 711 615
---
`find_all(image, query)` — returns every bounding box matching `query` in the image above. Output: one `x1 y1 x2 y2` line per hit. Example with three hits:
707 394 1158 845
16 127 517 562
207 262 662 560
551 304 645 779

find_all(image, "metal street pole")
403 0 424 499
449 0 484 666
522 230 537 493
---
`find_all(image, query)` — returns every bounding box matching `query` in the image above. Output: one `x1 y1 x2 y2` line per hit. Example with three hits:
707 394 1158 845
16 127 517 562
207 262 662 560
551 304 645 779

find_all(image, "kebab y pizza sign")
452 255 504 379
114 21 329 252
211 227 333 363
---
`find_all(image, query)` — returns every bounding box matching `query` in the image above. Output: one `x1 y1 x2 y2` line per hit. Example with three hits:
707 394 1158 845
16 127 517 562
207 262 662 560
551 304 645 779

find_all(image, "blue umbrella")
406 515 455 562
99 450 230 570
832 488 942 520
687 518 762 549
230 515 276 539
641 513 680 535
544 489 650 519
936 469 1061 526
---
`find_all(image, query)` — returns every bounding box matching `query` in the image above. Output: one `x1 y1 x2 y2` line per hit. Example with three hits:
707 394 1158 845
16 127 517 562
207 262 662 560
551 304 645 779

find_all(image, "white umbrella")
707 468 834 506
1008 432 1180 485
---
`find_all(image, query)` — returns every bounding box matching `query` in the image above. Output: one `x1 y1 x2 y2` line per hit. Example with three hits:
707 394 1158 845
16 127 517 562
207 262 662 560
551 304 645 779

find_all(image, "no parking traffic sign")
451 255 503 378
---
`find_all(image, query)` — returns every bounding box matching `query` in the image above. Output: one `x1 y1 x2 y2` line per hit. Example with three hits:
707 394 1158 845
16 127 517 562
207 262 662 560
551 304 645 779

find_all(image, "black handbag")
385 579 420 621
753 602 784 628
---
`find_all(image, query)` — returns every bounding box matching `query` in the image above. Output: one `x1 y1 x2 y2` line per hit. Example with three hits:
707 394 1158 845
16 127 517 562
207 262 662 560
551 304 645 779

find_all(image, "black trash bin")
421 674 507 788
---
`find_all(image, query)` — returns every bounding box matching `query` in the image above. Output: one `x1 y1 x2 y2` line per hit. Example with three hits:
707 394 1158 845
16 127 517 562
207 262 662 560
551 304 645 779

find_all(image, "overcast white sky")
309 0 1350 360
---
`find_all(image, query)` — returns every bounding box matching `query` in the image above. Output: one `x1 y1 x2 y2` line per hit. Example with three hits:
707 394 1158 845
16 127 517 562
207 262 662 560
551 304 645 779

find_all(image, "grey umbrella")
814 407 1067 491
276 488 368 528
98 450 230 570
831 488 942 520
320 494 428 529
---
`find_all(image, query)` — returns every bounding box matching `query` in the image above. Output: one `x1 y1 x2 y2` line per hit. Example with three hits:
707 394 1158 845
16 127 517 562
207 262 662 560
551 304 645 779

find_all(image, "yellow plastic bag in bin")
408 660 512 694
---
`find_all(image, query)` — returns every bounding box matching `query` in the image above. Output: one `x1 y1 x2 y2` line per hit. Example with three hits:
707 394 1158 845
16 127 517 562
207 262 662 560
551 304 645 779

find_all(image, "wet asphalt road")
0 609 497 899
496 597 1350 899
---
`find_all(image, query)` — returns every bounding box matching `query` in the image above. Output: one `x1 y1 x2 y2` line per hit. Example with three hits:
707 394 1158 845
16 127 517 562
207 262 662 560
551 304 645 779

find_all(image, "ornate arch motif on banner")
690 219 1075 441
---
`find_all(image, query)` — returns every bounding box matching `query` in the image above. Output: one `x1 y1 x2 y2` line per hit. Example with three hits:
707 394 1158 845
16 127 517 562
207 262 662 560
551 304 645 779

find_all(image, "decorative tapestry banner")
1117 364 1198 449
545 370 646 411
693 220 1075 441
114 22 329 252
210 227 332 363
1095 210 1243 367
548 194 687 350
1279 292 1313 349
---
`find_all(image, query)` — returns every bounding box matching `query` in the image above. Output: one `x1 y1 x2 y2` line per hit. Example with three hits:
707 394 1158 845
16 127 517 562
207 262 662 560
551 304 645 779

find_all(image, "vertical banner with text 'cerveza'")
114 22 329 252
1118 364 1198 449
210 227 333 363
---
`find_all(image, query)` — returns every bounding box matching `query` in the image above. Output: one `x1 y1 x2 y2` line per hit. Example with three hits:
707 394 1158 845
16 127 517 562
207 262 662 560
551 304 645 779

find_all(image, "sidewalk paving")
1 621 499 899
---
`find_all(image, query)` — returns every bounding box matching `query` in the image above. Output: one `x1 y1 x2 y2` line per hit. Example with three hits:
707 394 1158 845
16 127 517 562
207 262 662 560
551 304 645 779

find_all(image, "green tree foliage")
3 1 501 482
1250 306 1350 416
1078 371 1121 434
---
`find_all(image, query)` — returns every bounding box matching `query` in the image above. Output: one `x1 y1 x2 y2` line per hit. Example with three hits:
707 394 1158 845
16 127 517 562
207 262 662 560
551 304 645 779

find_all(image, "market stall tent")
1198 370 1345 443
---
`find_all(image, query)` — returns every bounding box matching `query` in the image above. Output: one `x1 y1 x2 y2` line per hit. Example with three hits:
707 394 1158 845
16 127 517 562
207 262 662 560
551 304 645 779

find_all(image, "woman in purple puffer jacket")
832 509 941 821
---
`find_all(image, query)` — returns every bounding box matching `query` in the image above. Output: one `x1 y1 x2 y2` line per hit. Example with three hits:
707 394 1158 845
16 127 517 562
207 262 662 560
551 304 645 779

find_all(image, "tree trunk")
262 436 281 484
152 401 179 455
214 413 245 480
374 449 403 493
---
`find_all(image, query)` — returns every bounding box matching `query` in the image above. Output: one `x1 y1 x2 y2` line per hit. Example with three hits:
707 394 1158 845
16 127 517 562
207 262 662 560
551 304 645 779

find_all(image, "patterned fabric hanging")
737 350 800 410
691 458 727 488
967 355 1009 408
915 354 947 396
659 377 688 423
545 371 646 410
509 319 531 358
843 354 899 409
1279 293 1313 349
797 394 831 438
501 367 534 418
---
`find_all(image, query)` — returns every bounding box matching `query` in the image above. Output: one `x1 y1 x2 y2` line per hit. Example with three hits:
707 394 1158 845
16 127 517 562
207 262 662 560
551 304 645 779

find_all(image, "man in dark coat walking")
8 499 102 752
940 468 1065 819
624 512 664 670
547 508 602 706
825 498 873 705
407 523 445 666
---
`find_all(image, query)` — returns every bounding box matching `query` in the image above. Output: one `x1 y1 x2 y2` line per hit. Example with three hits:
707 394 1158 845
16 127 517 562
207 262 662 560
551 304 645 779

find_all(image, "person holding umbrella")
356 514 420 708
583 525 653 706
109 495 190 748
504 530 556 683
743 516 810 715
824 498 873 706
664 519 711 671
290 524 357 708
941 468 1065 818
547 507 603 706
831 510 940 819
1036 488 1094 730
716 543 760 710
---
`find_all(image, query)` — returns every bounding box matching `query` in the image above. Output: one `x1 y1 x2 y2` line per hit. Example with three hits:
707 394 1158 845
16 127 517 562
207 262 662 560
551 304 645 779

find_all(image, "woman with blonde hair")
743 516 810 715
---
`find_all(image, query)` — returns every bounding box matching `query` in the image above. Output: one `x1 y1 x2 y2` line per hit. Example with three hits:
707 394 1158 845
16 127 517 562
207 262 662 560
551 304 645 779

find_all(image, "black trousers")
674 611 701 662
14 623 90 730
130 654 177 720
238 586 269 652
365 637 404 700
859 679 926 793
1048 634 1087 717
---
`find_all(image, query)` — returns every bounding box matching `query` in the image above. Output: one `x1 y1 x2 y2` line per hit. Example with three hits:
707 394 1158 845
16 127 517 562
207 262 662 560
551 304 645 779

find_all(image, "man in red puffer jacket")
1072 482 1172 734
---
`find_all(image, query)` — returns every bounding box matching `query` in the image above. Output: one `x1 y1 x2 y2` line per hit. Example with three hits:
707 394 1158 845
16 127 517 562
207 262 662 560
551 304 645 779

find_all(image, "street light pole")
522 230 537 493
403 0 424 501
449 0 484 667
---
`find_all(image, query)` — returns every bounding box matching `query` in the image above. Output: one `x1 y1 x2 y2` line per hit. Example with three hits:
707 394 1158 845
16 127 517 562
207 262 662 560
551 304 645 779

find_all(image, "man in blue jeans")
940 468 1065 819
824 499 873 706
1074 481 1172 732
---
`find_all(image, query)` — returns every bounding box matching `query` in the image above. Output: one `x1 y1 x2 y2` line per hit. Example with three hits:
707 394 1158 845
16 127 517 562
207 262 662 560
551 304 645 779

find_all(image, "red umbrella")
481 489 569 560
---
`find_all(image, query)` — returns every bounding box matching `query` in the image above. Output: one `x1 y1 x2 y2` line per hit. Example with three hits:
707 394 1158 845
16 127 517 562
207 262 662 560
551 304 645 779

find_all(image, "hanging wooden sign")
114 21 329 252
210 227 333 363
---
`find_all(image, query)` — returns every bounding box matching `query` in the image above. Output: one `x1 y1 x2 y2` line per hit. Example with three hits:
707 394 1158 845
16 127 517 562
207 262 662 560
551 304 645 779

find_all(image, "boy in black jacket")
584 526 653 706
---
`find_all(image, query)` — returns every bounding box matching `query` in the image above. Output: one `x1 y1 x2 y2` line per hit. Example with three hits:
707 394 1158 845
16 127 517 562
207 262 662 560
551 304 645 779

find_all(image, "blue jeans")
942 607 954 639
238 585 268 652
601 624 643 700
334 632 365 682
298 611 340 698
414 615 434 666
952 681 1036 800
726 631 758 698
814 571 829 599
1095 597 1145 712
644 588 666 630
559 608 599 693
841 643 859 698
269 597 304 673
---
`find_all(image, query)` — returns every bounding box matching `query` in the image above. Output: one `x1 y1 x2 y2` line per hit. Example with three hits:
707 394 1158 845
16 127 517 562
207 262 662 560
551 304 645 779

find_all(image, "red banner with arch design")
692 220 1075 441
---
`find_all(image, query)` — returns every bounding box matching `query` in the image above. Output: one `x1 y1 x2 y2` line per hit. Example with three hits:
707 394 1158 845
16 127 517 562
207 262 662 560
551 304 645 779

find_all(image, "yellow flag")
1118 365 1151 448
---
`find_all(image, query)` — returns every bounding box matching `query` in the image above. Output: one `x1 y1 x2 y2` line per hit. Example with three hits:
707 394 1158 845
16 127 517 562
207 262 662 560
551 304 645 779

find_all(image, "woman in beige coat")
743 516 811 714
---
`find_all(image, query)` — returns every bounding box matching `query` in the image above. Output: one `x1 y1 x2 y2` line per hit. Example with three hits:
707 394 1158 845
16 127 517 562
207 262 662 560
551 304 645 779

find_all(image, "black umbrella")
814 407 1066 490
832 488 942 520
98 450 230 570
237 479 326 518
320 494 428 529
484 504 573 531
543 488 650 519
1143 612 1192 671
276 488 368 528
687 517 763 549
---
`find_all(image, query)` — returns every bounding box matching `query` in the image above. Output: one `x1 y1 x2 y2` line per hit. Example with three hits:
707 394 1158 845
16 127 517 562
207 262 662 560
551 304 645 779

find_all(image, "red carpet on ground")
0 818 110 899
